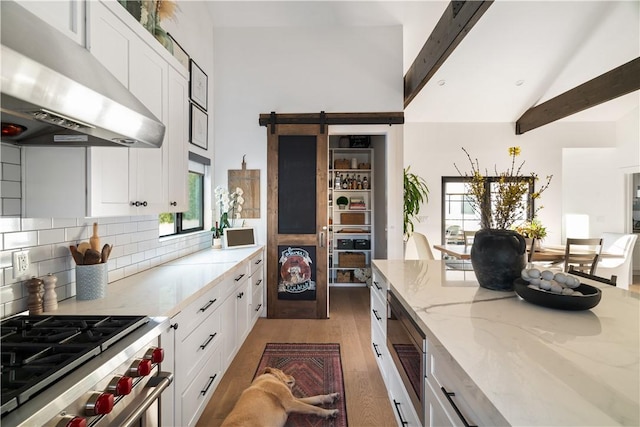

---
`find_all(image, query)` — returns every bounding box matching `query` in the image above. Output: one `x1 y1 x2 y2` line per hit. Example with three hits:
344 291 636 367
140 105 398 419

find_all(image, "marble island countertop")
373 259 640 427
52 246 262 318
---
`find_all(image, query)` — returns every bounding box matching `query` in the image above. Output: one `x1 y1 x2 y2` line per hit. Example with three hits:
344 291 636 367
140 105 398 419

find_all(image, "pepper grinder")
43 273 58 312
25 277 44 315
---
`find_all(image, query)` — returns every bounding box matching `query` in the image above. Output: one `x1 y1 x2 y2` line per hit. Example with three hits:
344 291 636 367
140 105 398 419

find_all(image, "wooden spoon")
83 248 102 265
101 244 112 263
69 245 85 265
77 242 91 255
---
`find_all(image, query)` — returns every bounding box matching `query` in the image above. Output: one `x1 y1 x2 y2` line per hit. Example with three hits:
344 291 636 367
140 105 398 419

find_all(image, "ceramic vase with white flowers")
212 186 245 247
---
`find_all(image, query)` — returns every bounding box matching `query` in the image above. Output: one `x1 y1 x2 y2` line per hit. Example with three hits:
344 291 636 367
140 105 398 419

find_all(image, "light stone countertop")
53 246 263 318
373 259 640 427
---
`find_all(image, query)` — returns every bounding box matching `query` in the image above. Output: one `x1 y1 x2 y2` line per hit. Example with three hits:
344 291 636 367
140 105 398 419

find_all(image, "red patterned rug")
254 343 347 427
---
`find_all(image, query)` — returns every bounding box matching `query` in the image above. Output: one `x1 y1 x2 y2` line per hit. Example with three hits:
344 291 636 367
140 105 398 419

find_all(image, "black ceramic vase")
470 228 527 291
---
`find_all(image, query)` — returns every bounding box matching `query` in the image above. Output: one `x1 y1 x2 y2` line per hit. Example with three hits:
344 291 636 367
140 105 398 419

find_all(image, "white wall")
403 120 626 257
212 25 403 244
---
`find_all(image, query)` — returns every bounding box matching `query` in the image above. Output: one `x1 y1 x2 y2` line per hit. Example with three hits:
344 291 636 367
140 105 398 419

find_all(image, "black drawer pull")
199 299 217 312
170 323 178 330
373 281 382 291
200 374 218 396
235 273 245 282
237 292 244 299
254 259 263 265
441 387 477 427
255 303 262 312
372 309 382 321
254 279 262 287
372 342 382 358
392 399 409 426
200 333 217 350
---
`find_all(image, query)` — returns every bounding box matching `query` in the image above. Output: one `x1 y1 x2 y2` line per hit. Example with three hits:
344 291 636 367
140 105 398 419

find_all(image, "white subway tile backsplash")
38 228 66 245
1 144 21 164
0 218 21 233
1 211 211 317
22 218 53 231
3 231 37 249
2 163 21 181
1 181 21 198
52 218 78 228
2 199 21 216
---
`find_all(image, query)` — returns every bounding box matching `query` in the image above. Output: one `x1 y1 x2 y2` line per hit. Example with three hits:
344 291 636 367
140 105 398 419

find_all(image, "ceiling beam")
516 57 640 134
403 0 493 108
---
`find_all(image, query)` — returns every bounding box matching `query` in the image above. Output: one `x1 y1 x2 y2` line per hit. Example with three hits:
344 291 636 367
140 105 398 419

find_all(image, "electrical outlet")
12 250 30 278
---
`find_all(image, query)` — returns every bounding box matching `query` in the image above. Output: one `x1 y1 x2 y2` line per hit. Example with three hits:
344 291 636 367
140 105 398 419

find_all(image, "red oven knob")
128 358 152 377
107 375 133 396
144 347 164 363
85 391 114 416
56 416 87 427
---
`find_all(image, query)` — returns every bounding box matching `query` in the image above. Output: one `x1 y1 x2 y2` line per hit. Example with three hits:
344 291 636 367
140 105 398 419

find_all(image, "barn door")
266 124 328 319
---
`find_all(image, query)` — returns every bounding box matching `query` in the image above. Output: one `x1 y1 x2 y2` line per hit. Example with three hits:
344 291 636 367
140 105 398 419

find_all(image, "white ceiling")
207 1 640 124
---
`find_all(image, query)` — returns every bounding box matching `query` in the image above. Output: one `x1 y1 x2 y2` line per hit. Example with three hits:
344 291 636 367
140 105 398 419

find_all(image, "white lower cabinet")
387 365 421 426
181 346 222 427
162 249 265 426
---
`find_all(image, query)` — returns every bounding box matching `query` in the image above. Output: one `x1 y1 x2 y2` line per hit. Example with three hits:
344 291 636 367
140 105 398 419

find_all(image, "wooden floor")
196 287 397 427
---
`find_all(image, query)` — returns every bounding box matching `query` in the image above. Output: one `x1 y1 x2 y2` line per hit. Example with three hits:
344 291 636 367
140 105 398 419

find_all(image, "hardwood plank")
516 57 640 134
196 287 397 426
404 0 494 107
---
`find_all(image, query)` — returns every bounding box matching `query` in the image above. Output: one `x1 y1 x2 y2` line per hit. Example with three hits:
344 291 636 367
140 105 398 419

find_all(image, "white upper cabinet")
22 0 189 218
17 0 85 46
167 68 189 212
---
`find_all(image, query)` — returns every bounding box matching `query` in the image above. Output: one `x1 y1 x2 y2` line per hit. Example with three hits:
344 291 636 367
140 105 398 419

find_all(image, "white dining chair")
595 232 638 290
405 232 435 260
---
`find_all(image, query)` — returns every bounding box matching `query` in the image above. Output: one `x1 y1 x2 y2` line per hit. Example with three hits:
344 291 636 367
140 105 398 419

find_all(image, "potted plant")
513 218 547 251
336 196 349 210
403 166 429 239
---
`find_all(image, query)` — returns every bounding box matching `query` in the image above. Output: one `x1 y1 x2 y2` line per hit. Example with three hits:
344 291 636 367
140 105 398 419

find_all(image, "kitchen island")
373 259 639 426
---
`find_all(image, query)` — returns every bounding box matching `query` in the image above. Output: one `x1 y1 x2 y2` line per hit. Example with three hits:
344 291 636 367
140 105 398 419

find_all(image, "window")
441 176 534 244
159 158 207 237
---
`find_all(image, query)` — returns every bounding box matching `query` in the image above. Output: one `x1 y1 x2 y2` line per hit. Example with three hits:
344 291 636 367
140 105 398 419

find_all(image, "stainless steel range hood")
1 1 165 148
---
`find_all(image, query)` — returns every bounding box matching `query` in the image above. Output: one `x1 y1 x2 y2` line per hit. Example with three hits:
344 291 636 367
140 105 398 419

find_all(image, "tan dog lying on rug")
221 367 340 427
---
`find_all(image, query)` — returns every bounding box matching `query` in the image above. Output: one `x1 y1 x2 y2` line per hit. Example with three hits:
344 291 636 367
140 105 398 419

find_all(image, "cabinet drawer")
178 308 221 383
427 345 482 427
180 347 222 427
252 275 264 320
371 316 387 384
177 284 222 342
370 293 386 336
387 363 421 427
249 250 264 275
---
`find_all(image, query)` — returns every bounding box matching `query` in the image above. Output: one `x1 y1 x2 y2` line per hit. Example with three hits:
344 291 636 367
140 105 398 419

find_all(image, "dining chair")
568 265 617 286
406 232 435 260
594 232 638 290
564 238 603 275
463 230 476 247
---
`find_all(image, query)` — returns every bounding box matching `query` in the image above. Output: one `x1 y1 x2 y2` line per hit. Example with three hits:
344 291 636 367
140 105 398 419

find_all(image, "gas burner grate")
0 315 148 415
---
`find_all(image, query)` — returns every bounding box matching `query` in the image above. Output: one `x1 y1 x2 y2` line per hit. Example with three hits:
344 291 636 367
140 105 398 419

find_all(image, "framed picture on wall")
167 33 189 71
190 103 208 150
189 59 208 111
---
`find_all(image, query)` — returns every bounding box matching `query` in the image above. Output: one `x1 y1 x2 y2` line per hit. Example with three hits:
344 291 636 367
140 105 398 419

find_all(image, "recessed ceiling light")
437 80 446 86
515 80 525 86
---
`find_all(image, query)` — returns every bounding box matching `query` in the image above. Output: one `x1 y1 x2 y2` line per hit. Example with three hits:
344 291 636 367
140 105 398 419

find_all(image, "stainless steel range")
1 315 172 427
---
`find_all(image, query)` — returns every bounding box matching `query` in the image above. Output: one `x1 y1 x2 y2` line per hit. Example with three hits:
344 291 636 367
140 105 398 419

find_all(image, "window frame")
441 176 535 243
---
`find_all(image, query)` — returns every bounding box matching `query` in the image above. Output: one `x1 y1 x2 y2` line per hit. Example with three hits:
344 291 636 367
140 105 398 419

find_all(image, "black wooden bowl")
514 278 602 310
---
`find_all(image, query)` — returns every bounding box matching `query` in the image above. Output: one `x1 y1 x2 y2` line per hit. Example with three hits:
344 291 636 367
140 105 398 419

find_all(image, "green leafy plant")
403 166 429 238
336 196 349 206
513 218 547 240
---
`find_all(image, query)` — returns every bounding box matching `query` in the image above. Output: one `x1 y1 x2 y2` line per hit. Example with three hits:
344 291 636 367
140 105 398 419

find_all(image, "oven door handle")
119 371 174 427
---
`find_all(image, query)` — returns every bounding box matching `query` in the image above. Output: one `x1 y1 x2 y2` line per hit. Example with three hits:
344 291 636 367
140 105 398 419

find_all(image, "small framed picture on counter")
189 59 207 111
189 103 208 150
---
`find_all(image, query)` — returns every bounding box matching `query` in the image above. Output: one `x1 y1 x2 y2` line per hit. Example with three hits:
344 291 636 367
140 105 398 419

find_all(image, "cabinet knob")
170 201 177 206
170 323 179 330
141 201 148 207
